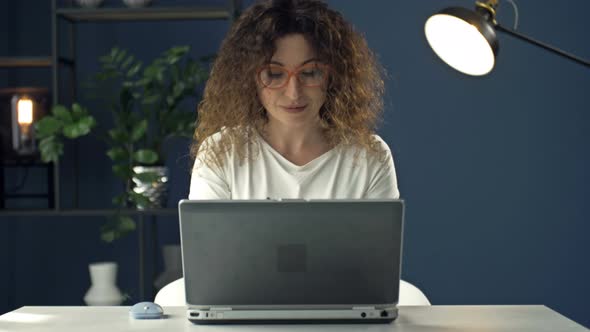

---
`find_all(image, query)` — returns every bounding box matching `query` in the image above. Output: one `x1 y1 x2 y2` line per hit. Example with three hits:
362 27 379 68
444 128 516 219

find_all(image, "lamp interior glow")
17 98 34 130
425 13 495 76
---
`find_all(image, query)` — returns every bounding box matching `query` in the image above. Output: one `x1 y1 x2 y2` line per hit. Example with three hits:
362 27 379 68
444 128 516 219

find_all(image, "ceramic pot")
122 0 152 8
83 262 124 306
75 0 104 8
132 166 169 209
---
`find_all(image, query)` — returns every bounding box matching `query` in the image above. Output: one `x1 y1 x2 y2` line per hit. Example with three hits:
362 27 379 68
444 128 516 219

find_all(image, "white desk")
0 305 586 331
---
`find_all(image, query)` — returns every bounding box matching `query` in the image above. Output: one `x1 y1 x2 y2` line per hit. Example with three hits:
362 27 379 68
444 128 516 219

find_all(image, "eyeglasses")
257 63 330 89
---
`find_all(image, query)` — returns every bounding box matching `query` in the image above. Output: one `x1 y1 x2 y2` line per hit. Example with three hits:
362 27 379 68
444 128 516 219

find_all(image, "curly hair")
191 0 386 168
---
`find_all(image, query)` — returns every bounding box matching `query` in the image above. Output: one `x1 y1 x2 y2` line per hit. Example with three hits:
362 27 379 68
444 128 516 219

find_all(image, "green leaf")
100 215 136 243
172 82 186 98
166 96 175 107
106 147 128 161
121 54 134 69
133 171 160 183
141 94 160 105
130 119 148 142
109 47 120 58
118 215 136 232
108 129 128 143
112 163 132 180
63 114 96 139
52 105 73 124
78 116 97 132
133 149 158 164
112 193 127 207
129 192 151 208
38 136 64 163
126 62 142 77
71 103 85 119
100 230 115 243
62 116 95 139
114 48 127 64
35 116 62 138
143 64 159 80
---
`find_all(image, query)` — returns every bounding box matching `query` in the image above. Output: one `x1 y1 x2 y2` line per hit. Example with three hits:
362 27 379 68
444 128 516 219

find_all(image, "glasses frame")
256 63 331 89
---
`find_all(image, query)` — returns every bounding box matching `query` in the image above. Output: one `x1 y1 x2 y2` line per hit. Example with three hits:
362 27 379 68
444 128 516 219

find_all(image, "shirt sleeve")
188 139 231 200
364 139 400 199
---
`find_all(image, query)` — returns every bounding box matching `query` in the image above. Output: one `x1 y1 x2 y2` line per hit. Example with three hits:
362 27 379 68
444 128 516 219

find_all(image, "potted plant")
35 45 209 242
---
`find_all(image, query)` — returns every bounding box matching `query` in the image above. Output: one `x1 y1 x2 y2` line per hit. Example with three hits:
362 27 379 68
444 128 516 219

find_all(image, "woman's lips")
281 105 307 113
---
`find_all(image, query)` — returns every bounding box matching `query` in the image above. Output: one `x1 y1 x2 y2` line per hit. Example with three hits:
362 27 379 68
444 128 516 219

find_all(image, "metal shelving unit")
2 0 241 301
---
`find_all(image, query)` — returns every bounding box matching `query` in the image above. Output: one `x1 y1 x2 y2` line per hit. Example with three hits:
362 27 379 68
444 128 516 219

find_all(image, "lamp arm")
496 24 590 68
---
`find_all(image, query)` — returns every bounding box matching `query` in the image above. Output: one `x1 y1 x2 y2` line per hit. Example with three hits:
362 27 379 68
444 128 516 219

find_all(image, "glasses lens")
297 65 327 87
259 65 288 88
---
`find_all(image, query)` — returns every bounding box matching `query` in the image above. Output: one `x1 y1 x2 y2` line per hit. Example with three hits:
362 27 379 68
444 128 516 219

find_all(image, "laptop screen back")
179 200 404 307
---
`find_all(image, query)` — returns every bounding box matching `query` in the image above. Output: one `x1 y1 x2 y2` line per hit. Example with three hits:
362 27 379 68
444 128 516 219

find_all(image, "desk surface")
0 305 586 331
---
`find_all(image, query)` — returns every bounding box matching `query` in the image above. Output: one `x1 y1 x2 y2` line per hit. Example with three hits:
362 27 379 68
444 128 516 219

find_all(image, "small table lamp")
1 87 50 157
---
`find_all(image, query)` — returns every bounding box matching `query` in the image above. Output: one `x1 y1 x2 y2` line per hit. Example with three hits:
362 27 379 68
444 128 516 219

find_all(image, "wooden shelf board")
0 208 178 217
0 57 52 68
56 6 231 22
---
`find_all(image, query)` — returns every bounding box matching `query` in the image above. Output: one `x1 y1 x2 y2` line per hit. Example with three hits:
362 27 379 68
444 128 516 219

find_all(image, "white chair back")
155 278 430 306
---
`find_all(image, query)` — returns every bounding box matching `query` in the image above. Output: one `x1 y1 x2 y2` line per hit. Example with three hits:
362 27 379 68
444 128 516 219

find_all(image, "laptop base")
187 307 398 325
189 318 396 325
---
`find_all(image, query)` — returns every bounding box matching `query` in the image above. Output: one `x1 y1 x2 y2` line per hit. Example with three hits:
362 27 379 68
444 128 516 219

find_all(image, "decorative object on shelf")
132 166 169 209
75 0 105 8
35 45 209 242
0 88 49 159
83 262 124 306
154 244 182 291
122 0 153 8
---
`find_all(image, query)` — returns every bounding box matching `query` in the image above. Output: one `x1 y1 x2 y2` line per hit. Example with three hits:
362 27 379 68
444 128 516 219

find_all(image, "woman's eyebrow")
269 58 320 66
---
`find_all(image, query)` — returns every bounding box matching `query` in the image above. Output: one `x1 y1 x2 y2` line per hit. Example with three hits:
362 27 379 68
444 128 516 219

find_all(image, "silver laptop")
178 199 404 324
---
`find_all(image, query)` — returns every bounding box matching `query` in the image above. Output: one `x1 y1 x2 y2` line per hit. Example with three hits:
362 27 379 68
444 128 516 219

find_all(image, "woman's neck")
261 120 331 165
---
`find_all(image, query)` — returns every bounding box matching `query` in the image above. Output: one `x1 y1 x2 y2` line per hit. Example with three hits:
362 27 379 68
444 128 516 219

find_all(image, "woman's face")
257 34 328 130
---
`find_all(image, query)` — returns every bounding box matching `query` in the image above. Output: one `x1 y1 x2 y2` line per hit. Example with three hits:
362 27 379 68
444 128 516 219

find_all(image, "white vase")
122 0 152 8
154 245 183 290
83 262 124 306
75 0 104 7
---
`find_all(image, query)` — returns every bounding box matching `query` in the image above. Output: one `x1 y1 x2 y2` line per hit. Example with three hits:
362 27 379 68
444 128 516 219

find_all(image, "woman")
189 0 399 200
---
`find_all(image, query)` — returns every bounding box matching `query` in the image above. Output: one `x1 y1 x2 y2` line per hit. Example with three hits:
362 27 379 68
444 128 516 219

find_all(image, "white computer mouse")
129 301 164 319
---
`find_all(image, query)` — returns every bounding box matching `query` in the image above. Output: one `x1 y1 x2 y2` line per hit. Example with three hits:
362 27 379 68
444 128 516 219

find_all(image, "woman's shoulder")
200 126 254 148
339 134 391 155
330 134 393 171
370 134 392 151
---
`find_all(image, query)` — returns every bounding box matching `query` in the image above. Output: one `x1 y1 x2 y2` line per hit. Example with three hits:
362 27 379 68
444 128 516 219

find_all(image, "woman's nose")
283 75 301 99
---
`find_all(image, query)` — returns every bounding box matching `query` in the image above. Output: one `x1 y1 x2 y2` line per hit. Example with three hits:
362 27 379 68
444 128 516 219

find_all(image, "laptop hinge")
210 307 233 311
353 306 375 310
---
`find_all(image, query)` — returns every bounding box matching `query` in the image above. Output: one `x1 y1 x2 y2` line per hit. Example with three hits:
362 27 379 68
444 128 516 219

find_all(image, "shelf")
0 56 75 68
0 208 178 217
0 57 52 68
56 6 232 22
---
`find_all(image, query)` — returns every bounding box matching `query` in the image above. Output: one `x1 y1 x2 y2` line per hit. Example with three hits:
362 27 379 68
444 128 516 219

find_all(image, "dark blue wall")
1 0 588 327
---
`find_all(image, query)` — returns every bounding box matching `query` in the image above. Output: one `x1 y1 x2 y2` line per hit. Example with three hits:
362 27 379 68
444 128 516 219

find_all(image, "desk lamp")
424 0 590 76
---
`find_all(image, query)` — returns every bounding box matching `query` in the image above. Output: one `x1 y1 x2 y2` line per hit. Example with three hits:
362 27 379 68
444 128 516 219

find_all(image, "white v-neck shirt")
189 131 399 200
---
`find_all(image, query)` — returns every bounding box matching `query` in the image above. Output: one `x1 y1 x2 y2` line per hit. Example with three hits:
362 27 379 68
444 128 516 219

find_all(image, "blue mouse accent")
129 301 164 319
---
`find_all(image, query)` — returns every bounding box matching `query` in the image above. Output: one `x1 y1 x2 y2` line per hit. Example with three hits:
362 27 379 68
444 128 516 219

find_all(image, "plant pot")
75 0 104 8
122 0 152 8
132 165 169 209
154 244 183 290
83 262 124 306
